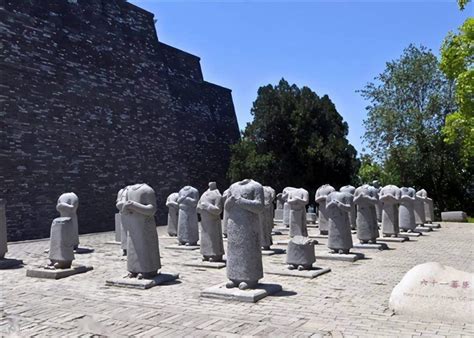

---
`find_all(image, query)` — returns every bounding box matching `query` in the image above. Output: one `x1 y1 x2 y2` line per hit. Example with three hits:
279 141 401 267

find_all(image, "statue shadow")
273 290 298 297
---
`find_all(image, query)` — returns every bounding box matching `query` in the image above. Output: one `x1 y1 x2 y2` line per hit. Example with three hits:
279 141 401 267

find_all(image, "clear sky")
131 0 471 155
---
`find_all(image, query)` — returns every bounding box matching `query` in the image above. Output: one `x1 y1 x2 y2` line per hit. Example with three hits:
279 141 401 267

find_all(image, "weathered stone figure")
286 236 316 270
166 192 179 236
56 192 79 249
399 187 417 232
354 184 379 244
425 197 435 223
47 217 75 269
379 185 401 237
197 182 224 262
0 199 8 259
260 186 276 250
115 187 129 255
372 180 382 223
288 188 309 238
222 188 230 238
326 191 353 254
414 189 427 226
315 184 335 235
225 179 264 290
339 185 356 230
282 187 296 227
274 192 285 222
177 186 200 246
121 183 161 278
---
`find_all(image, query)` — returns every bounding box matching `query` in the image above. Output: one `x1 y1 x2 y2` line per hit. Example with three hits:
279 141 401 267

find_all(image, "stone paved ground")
1 222 473 337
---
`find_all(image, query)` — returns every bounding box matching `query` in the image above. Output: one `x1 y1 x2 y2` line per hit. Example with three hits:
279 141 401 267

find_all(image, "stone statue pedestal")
106 272 179 290
424 223 441 229
377 236 409 243
415 226 433 232
164 244 200 251
0 258 23 269
353 242 389 250
399 231 422 237
26 265 93 279
266 266 331 279
261 248 285 256
201 282 282 303
183 260 226 269
315 251 365 262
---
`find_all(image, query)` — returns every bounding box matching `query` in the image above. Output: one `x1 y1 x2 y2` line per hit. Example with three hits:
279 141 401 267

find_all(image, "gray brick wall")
0 0 240 241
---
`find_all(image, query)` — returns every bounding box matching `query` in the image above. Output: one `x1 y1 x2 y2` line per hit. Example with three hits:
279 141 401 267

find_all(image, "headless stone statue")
222 188 230 238
425 197 435 223
116 187 129 255
372 180 382 223
260 186 276 250
121 183 161 278
166 192 179 236
414 189 427 226
399 187 417 232
379 185 401 237
288 188 309 238
339 185 356 230
177 186 199 246
276 193 284 210
0 199 7 259
225 179 264 290
56 192 79 249
47 217 75 269
326 191 353 254
315 184 335 235
354 184 379 244
286 236 316 270
282 187 296 228
197 182 224 262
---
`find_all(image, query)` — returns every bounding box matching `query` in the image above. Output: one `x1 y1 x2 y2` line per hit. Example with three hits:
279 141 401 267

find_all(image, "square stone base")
309 234 328 239
424 223 441 229
266 266 331 279
0 258 23 269
315 252 364 262
271 230 283 235
106 272 179 289
306 224 318 228
399 232 422 237
353 242 389 250
74 247 94 254
415 226 432 232
105 241 121 245
201 282 282 303
183 260 226 269
26 265 93 279
274 239 290 245
377 236 409 243
262 248 286 256
273 226 289 232
164 244 200 251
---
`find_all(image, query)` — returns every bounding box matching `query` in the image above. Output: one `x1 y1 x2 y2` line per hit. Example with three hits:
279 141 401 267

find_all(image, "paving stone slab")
353 242 389 250
164 244 200 251
26 265 93 279
0 258 23 269
261 248 286 256
400 232 422 237
183 260 226 269
106 272 179 289
377 236 409 243
315 252 365 262
201 282 282 303
266 266 331 279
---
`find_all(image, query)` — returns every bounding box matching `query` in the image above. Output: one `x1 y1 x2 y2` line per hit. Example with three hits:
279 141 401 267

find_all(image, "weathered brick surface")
0 222 472 336
0 0 240 241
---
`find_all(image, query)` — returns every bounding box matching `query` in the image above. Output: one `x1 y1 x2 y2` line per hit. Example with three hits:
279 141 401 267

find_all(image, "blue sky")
131 0 471 155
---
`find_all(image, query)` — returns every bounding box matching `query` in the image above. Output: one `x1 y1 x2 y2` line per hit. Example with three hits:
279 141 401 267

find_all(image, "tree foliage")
359 45 473 214
440 17 474 162
228 79 359 196
457 0 471 10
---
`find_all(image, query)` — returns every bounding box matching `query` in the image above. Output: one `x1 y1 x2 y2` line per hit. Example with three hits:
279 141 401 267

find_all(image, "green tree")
359 44 473 214
228 79 359 196
440 17 474 162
